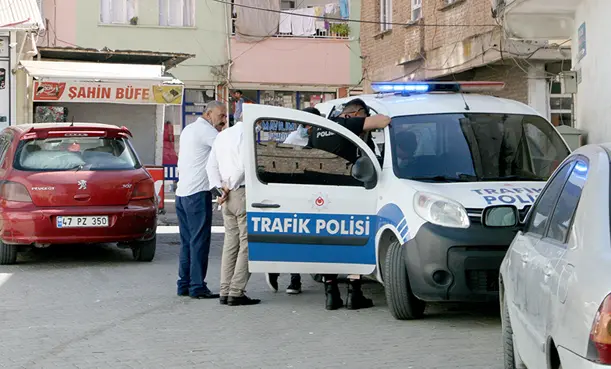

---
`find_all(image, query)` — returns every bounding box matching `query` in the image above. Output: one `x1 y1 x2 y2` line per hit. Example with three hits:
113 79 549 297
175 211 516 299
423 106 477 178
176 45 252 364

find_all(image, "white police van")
242 81 571 320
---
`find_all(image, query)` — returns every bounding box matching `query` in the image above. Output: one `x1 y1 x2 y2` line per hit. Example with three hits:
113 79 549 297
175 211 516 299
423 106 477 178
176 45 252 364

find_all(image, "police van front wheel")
384 241 425 320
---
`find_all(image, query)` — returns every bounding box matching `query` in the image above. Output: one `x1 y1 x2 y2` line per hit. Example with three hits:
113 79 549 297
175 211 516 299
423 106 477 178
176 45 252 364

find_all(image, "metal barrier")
164 165 179 181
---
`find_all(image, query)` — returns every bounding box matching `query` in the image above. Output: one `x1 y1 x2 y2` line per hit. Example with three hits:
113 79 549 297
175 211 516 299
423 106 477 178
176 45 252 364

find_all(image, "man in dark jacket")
309 98 391 310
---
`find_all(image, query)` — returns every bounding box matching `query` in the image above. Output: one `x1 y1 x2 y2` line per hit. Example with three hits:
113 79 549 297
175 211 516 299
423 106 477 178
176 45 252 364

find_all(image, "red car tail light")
0 181 33 202
587 293 611 364
131 179 155 201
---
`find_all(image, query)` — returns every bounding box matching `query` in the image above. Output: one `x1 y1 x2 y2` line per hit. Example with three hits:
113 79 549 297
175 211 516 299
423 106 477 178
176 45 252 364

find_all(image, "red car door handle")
74 194 90 201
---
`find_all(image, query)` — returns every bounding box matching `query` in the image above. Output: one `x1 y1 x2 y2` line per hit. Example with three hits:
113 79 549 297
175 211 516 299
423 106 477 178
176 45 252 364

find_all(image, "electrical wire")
212 0 501 28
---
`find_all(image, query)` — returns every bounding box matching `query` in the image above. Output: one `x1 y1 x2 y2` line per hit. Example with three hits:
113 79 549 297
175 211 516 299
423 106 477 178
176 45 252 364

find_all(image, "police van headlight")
413 192 470 229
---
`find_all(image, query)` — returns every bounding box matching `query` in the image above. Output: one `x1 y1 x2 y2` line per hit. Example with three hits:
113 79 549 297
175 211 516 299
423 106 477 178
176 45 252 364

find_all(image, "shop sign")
32 81 184 105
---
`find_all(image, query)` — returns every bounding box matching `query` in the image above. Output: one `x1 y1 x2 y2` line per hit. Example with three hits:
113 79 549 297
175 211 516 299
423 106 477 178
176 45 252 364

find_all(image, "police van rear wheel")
384 241 425 320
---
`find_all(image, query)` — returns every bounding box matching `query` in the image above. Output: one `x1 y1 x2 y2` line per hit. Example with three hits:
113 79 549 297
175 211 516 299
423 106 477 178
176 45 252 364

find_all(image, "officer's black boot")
346 279 374 310
324 280 343 310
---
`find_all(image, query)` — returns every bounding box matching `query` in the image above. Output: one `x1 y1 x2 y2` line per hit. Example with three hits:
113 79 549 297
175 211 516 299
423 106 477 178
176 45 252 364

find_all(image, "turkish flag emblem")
315 196 325 206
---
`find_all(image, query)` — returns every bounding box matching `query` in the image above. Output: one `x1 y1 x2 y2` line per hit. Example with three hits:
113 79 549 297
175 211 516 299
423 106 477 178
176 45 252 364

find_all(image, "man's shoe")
177 291 189 297
346 284 374 310
227 295 261 306
190 291 220 299
324 281 343 310
219 296 228 305
266 273 279 292
286 282 302 295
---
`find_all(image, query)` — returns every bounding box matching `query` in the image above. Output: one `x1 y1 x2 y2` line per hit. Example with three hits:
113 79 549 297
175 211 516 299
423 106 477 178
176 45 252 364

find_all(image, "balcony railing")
230 17 350 39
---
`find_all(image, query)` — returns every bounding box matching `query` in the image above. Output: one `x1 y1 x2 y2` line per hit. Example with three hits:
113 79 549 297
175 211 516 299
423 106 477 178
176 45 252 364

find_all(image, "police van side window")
525 161 574 237
254 118 366 187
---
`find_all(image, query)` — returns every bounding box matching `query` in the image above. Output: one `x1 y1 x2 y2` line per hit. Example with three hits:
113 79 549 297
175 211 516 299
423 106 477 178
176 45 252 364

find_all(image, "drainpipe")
223 0 232 114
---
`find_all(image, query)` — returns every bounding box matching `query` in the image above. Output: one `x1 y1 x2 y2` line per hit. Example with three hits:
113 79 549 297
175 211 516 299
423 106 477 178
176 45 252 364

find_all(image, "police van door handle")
252 202 281 209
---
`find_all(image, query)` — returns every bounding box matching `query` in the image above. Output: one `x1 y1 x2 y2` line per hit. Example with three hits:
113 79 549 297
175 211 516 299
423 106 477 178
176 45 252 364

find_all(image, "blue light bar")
371 82 430 93
371 81 506 94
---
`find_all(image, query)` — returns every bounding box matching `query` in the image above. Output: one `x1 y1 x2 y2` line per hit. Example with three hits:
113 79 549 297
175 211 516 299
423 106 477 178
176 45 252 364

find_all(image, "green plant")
330 23 350 37
130 16 138 25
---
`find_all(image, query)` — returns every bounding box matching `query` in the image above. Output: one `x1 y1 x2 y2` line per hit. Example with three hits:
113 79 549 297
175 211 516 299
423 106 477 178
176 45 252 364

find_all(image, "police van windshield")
390 113 570 182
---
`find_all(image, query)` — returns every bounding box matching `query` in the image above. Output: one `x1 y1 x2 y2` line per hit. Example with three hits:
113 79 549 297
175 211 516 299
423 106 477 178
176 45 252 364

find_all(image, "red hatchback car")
0 123 158 265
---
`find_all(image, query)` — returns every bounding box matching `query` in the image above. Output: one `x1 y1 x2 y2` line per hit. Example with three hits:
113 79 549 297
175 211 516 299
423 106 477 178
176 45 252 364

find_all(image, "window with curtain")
411 0 422 21
100 0 137 24
379 0 392 32
159 0 195 27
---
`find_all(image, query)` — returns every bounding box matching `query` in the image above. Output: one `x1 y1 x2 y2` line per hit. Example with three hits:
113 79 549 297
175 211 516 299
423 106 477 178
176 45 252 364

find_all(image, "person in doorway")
265 107 322 295
232 90 244 125
175 101 227 299
308 98 391 310
207 113 260 306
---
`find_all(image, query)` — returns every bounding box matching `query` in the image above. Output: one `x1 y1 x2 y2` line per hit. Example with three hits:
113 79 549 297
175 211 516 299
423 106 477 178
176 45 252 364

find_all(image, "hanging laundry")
325 3 337 15
291 8 316 36
234 0 281 43
339 0 349 19
314 6 324 32
279 10 292 34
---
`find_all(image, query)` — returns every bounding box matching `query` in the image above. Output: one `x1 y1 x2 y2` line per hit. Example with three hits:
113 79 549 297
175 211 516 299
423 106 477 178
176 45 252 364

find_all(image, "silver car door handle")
521 254 529 263
544 265 553 277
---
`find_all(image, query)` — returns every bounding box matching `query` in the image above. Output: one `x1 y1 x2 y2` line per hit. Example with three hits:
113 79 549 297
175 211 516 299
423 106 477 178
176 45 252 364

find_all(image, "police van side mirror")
481 205 520 228
351 156 377 190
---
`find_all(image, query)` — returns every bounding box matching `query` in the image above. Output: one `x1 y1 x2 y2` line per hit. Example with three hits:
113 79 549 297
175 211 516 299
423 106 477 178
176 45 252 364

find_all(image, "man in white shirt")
176 101 226 299
207 114 260 306
266 106 321 295
282 107 319 147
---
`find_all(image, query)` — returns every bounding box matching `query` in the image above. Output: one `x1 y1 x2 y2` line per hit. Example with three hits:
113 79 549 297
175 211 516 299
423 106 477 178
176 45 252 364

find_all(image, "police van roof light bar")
371 81 505 94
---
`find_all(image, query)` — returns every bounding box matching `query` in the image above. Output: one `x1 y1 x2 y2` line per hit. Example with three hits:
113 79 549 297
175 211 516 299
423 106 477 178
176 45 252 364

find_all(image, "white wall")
573 0 609 143
40 103 158 165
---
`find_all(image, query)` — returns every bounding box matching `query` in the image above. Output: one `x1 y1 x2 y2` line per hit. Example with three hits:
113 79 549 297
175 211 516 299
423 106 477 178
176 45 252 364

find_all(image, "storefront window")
298 92 336 109
260 90 296 108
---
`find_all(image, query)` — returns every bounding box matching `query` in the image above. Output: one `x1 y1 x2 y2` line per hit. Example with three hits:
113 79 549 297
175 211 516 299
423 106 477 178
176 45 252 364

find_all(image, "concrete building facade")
498 0 608 144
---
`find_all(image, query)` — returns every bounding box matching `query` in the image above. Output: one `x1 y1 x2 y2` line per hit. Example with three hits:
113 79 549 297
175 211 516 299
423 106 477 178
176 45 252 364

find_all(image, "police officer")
308 98 391 310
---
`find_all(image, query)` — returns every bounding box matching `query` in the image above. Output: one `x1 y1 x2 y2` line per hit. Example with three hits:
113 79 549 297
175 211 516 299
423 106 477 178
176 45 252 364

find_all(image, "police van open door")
243 104 382 275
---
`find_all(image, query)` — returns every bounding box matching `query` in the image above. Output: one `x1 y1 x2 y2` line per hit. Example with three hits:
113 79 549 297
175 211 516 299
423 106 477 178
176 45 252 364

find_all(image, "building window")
280 0 295 9
380 0 392 32
100 0 137 24
550 81 574 127
159 0 194 27
411 0 422 21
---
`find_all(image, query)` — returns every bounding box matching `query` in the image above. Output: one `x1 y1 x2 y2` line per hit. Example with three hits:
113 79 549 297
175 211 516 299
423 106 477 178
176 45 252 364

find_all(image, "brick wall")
256 142 352 175
361 0 517 92
470 62 529 104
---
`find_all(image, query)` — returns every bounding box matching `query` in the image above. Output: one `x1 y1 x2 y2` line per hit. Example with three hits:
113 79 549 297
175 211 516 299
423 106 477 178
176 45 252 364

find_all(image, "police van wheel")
311 274 324 283
384 241 425 320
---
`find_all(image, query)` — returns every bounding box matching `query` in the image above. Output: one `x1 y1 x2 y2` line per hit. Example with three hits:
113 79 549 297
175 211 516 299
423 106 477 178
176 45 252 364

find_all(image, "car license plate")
56 216 109 228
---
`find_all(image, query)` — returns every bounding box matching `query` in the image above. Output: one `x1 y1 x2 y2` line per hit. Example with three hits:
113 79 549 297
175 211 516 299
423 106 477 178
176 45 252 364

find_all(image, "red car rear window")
14 137 141 171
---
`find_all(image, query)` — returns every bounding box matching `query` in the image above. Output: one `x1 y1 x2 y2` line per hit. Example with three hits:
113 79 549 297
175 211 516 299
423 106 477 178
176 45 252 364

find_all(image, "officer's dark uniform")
307 116 376 164
307 111 375 311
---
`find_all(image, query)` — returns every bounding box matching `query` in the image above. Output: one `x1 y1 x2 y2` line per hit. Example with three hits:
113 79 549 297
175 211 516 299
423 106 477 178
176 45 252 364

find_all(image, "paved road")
0 199 503 369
